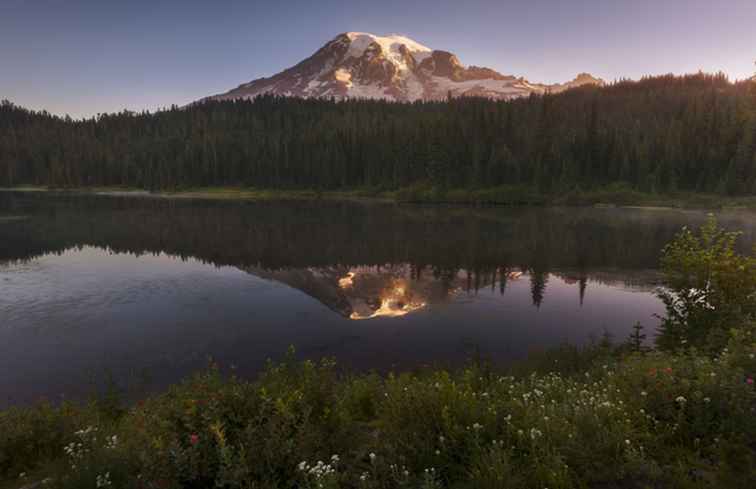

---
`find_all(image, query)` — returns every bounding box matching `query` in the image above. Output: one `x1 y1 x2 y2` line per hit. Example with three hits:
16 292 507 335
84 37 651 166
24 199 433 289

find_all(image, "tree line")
5 192 755 310
1 72 755 194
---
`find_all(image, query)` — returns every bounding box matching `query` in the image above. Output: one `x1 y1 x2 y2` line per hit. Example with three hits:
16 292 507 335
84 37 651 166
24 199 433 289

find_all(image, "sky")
1 0 754 118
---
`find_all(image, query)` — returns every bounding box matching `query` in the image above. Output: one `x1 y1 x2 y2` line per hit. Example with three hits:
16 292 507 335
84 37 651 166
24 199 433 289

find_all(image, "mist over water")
1 192 755 407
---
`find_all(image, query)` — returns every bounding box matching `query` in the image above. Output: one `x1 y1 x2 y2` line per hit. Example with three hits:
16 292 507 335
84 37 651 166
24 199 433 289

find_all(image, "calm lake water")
1 192 755 407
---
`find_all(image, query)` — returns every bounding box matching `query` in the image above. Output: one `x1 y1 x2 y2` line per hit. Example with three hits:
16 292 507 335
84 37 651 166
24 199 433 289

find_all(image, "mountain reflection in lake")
1 192 755 407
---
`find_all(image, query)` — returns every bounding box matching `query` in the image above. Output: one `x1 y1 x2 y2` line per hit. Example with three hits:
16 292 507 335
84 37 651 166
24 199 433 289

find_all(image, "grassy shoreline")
2 185 756 209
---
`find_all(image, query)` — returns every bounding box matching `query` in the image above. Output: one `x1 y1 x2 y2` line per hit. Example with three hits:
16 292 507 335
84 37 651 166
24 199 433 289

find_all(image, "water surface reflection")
1 193 754 406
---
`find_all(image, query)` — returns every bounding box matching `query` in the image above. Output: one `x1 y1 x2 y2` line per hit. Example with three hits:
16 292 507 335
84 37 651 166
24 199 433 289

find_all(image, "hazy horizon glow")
1 0 754 118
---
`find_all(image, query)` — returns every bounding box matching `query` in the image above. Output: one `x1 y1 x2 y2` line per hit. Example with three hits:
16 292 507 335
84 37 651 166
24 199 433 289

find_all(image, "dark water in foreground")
1 192 755 407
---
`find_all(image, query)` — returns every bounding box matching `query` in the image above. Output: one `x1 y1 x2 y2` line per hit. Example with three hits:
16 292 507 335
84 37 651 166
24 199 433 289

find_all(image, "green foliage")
625 322 650 353
656 215 756 351
1 335 754 489
2 73 755 196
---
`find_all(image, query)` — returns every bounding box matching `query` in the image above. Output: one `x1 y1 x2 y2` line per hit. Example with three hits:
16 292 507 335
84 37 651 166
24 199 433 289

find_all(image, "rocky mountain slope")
204 32 604 103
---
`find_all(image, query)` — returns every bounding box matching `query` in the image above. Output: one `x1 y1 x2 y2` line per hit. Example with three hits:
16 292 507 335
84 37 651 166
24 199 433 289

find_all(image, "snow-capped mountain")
204 32 604 103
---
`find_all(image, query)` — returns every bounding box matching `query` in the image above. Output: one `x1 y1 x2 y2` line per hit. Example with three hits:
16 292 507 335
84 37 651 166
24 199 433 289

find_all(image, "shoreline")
1 185 755 210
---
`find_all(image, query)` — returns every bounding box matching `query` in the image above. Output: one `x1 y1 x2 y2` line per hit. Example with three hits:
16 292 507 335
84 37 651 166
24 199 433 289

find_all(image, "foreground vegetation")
2 73 755 197
1 220 754 489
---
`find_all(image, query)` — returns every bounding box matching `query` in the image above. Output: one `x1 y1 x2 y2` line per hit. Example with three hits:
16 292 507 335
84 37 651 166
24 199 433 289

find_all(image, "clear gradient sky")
1 0 754 118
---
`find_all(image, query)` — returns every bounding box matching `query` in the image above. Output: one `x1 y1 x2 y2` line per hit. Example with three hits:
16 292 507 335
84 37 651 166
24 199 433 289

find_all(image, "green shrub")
656 215 756 352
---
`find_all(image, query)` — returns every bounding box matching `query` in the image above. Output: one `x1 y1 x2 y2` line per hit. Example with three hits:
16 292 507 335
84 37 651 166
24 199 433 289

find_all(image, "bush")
656 215 756 352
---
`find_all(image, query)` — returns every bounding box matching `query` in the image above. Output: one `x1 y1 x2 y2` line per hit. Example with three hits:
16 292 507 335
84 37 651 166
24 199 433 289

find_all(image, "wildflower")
369 452 376 462
360 472 369 481
189 434 199 446
105 435 118 449
704 397 711 403
747 378 754 385
675 396 687 404
472 422 483 431
298 461 308 471
641 391 647 396
435 449 440 455
96 472 112 488
19 473 26 479
625 439 630 445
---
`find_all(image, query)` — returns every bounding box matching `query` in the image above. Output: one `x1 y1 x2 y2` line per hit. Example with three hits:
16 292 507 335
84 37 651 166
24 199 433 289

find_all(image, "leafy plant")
656 215 756 352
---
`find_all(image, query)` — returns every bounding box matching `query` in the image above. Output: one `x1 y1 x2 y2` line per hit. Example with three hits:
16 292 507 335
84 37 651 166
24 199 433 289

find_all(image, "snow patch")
404 73 426 100
305 79 324 91
427 76 529 99
345 32 432 71
334 68 352 85
344 81 392 100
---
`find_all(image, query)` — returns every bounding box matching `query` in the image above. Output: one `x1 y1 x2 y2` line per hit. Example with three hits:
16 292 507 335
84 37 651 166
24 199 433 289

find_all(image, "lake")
1 192 755 407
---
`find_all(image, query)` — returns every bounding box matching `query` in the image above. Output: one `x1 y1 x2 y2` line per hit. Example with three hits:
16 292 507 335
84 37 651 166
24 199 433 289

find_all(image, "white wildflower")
95 472 112 488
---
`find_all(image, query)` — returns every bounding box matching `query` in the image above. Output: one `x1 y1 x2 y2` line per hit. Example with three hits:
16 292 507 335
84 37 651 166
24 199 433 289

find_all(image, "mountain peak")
205 32 603 103
343 32 432 58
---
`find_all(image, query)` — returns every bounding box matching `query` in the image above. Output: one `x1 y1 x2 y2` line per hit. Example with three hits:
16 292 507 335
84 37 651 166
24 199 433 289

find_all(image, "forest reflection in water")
1 192 755 406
